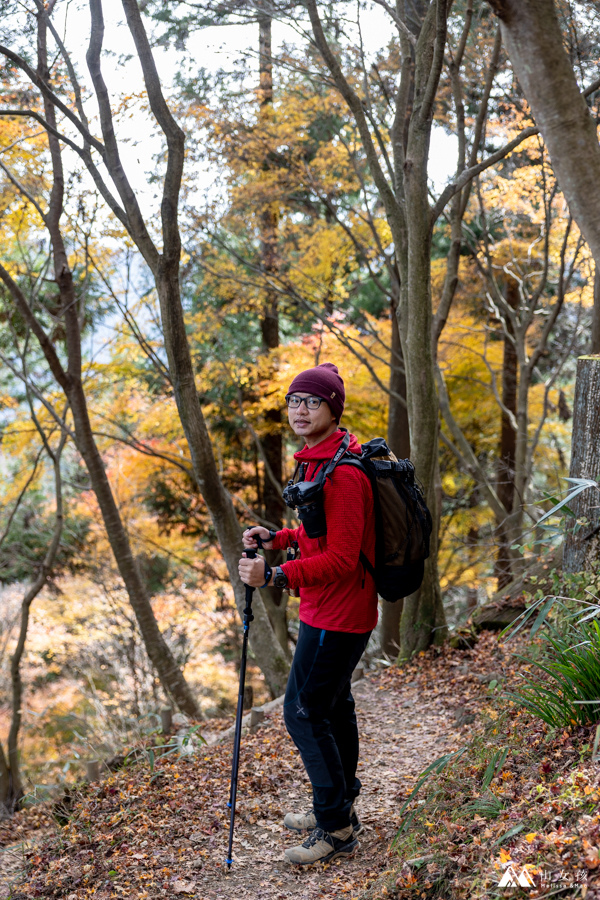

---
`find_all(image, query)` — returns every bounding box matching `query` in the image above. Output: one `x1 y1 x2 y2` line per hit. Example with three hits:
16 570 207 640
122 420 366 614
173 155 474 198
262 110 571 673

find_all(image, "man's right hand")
243 526 274 550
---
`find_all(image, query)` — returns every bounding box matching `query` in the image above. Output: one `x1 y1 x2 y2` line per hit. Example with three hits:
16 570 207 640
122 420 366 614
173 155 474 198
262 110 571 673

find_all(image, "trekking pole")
226 535 263 870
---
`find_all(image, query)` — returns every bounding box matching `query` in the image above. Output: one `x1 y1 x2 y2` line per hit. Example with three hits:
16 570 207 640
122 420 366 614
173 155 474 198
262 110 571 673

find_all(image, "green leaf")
395 746 469 834
536 478 599 526
592 724 600 763
499 599 543 641
482 747 509 790
494 823 525 845
530 596 557 637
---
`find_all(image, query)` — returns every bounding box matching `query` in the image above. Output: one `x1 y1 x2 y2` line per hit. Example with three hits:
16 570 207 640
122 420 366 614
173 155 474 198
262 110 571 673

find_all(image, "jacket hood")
294 428 361 462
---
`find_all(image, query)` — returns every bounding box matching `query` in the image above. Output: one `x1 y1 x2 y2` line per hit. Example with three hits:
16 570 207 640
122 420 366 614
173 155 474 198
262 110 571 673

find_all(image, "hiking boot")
284 803 364 837
283 809 316 832
284 825 358 866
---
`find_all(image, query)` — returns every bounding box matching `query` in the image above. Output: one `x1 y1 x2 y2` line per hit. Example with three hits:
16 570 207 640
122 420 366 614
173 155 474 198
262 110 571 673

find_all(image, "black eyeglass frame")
285 394 325 410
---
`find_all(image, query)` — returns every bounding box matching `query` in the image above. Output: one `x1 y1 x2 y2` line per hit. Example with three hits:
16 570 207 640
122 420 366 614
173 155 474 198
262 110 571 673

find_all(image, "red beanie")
287 362 345 421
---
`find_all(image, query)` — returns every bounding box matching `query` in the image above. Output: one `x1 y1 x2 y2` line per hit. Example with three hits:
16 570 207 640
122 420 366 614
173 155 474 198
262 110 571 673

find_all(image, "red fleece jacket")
273 429 378 634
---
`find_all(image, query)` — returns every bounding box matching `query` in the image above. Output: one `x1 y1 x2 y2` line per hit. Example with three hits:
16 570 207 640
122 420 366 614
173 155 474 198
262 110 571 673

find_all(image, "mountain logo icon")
498 865 536 887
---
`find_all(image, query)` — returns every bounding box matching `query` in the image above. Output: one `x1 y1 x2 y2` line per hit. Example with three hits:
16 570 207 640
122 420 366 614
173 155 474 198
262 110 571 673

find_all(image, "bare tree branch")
86 0 159 269
0 447 44 551
305 0 402 234
0 159 48 224
121 0 185 265
0 259 68 390
0 43 104 153
431 126 539 224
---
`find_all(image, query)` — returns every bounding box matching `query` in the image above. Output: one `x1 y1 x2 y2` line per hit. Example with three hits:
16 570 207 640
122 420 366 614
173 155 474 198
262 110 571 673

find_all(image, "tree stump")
243 685 254 710
564 356 600 573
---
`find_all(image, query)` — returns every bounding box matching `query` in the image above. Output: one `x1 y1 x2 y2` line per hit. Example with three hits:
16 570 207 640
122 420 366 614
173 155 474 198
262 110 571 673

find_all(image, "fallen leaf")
173 880 196 894
583 840 599 869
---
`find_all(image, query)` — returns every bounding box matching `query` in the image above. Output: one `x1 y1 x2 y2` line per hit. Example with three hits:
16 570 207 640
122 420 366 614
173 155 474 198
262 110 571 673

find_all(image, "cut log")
472 603 525 632
471 548 560 631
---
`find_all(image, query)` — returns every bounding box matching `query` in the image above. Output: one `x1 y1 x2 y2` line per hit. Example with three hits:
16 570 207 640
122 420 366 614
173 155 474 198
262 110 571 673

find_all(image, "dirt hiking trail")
1 638 501 900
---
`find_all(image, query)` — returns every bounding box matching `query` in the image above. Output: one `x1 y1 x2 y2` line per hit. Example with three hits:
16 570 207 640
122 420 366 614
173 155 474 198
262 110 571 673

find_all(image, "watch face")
274 570 288 588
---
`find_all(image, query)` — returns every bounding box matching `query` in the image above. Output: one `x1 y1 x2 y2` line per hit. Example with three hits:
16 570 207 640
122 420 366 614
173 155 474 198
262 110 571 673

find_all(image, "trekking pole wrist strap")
260 562 272 588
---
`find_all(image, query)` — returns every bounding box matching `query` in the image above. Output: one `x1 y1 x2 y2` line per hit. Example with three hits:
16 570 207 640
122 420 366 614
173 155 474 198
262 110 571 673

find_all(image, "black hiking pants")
283 621 371 833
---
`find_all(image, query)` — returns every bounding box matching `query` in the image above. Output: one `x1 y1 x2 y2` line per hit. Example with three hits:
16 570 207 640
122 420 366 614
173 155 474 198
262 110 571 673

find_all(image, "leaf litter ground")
2 630 599 899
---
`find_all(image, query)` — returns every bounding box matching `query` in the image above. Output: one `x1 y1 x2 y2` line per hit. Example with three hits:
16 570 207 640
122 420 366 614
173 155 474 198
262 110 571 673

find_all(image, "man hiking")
238 361 378 866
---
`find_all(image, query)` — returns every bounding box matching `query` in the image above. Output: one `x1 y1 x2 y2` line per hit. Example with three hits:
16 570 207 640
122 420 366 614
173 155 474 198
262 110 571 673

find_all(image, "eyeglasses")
285 394 324 410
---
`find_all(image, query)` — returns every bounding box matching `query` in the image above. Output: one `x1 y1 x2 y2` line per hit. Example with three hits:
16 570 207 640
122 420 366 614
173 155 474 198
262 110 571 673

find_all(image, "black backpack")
331 435 432 602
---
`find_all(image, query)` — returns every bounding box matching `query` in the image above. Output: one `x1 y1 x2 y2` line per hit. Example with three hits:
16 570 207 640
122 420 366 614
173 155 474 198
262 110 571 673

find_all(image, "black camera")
283 475 327 538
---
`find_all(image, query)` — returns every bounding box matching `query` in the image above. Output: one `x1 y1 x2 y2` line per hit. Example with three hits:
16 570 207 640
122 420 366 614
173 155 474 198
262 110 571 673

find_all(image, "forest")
0 0 600 897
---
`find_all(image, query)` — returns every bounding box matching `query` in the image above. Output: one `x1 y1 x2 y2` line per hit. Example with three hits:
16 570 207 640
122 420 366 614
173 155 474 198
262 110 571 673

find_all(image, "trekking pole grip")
242 532 262 586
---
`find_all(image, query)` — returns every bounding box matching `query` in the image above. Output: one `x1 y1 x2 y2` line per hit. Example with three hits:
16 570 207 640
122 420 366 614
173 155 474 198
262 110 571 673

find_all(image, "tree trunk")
0 744 9 812
592 266 600 355
0 10 204 719
398 4 449 659
302 0 450 661
118 0 291 694
2 435 65 813
70 377 204 716
487 0 600 266
563 356 600 573
258 8 284 532
382 295 410 656
380 599 404 659
387 296 410 460
494 279 518 588
154 267 290 695
255 9 289 655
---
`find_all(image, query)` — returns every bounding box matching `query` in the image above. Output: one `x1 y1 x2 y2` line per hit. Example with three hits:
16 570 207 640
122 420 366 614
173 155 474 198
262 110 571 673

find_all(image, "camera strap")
323 431 351 480
290 431 350 487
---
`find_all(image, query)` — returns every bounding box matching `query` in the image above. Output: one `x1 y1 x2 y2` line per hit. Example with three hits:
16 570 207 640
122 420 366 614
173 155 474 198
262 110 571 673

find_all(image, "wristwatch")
272 566 288 589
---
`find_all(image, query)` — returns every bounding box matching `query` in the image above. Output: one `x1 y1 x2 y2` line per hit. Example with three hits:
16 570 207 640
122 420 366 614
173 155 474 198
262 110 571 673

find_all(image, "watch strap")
260 562 272 588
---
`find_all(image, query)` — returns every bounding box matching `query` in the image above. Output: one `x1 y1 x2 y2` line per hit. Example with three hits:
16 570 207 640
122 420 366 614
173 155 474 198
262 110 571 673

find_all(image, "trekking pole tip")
226 858 233 870
226 801 231 808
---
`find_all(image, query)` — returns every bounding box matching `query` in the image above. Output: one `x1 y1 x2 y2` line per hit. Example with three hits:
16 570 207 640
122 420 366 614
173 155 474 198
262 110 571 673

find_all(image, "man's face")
287 392 337 444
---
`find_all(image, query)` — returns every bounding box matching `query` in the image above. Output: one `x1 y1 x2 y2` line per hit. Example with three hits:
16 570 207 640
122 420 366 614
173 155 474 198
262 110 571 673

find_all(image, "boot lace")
303 827 326 848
